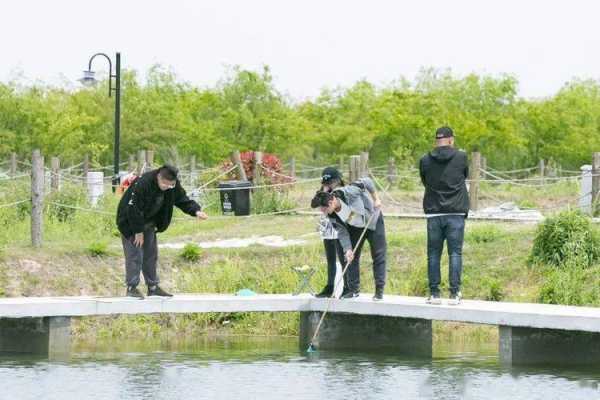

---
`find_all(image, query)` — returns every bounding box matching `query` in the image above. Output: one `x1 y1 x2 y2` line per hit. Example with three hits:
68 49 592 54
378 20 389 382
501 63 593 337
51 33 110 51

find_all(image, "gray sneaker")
426 293 442 305
448 291 462 306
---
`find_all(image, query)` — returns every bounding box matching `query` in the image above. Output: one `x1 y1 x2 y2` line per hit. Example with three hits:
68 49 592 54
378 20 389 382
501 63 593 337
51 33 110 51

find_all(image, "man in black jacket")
419 126 469 305
117 165 208 298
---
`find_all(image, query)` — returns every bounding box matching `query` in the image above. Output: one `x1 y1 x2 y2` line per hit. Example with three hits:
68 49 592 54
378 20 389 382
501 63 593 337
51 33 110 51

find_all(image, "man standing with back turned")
419 126 469 305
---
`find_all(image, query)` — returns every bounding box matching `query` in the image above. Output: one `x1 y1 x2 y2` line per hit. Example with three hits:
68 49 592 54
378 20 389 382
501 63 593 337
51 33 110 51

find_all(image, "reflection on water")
0 337 599 400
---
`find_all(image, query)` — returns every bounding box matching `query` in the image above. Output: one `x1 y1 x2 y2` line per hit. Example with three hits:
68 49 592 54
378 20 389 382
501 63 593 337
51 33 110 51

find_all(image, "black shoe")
126 286 144 299
147 285 173 297
373 287 384 301
315 285 334 298
341 290 359 299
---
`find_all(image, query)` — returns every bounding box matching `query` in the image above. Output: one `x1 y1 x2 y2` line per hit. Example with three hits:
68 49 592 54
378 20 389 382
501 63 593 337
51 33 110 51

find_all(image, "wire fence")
2 153 599 250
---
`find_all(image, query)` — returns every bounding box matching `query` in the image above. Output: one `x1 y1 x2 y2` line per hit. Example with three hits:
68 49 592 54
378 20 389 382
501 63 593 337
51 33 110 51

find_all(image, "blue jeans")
426 215 465 296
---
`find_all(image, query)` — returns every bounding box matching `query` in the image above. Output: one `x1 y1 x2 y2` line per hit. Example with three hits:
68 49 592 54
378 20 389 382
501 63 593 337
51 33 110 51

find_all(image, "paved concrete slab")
1 294 600 333
310 295 600 333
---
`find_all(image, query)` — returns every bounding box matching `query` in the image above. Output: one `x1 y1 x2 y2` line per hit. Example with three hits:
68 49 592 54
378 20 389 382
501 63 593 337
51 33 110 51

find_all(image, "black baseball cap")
435 126 454 139
321 167 342 184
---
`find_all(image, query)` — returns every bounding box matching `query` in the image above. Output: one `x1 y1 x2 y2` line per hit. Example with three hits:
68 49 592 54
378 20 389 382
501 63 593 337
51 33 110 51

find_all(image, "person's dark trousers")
345 214 387 293
426 215 465 296
323 239 345 286
121 223 159 288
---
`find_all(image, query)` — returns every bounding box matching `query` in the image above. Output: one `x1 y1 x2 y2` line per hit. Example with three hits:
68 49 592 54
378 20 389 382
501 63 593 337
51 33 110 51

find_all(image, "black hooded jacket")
116 169 201 238
419 146 470 215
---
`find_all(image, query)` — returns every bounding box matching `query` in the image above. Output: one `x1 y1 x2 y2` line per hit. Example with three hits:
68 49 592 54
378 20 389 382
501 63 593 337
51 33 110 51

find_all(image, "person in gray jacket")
311 167 387 301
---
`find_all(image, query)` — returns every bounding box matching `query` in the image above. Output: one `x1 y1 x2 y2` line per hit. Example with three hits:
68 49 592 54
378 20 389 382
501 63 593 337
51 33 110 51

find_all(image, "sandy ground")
159 235 307 249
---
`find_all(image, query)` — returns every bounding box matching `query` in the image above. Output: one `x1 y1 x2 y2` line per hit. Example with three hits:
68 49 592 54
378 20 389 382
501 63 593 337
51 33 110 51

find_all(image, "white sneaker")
448 291 462 306
426 294 442 305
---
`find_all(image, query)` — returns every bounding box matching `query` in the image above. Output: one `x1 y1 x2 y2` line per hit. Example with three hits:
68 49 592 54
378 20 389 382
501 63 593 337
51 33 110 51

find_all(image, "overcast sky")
2 0 599 100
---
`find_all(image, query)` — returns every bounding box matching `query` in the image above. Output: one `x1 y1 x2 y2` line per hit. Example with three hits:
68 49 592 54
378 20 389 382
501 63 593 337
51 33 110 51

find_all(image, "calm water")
0 337 599 400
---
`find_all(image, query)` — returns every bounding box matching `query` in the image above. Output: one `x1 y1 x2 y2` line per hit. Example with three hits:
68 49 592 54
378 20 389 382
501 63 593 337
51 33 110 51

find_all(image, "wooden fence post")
387 157 396 186
128 154 136 173
83 154 90 177
51 157 60 192
349 155 360 182
593 152 600 217
469 152 481 211
254 151 263 185
137 150 145 174
539 159 545 184
31 150 44 248
360 151 369 177
145 150 154 169
230 150 247 181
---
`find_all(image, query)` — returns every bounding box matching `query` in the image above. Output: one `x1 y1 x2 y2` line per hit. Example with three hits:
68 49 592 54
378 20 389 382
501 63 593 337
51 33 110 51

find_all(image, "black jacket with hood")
116 169 201 238
419 146 470 215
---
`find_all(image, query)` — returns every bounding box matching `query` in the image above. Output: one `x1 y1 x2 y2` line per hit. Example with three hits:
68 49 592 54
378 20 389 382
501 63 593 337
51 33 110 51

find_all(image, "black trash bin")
218 180 252 216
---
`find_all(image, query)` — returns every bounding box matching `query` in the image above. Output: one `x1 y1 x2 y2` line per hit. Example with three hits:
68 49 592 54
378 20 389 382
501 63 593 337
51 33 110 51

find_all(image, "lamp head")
79 70 97 87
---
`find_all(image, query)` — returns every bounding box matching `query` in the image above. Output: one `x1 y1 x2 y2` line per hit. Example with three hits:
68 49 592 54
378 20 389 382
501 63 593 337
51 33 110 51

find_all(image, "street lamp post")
80 52 121 192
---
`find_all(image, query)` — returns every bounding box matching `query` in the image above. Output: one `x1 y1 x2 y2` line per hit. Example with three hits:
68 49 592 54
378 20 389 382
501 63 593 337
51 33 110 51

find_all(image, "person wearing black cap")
419 126 469 305
311 167 387 301
116 164 208 299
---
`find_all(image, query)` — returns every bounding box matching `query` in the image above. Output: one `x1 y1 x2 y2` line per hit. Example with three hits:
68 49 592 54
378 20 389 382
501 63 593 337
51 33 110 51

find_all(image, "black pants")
345 214 387 292
121 224 159 287
323 239 345 287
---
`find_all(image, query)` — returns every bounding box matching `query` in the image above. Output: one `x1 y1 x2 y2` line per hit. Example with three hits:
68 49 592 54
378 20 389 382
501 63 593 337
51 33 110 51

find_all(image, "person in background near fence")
117 165 208 299
311 167 387 301
419 126 469 306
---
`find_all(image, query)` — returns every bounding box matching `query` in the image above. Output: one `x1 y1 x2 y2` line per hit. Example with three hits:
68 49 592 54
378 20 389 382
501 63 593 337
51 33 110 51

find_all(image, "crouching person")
116 165 208 299
311 171 387 301
315 212 346 298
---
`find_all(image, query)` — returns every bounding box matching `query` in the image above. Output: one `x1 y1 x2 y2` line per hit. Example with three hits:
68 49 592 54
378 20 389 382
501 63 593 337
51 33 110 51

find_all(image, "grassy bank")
0 179 598 344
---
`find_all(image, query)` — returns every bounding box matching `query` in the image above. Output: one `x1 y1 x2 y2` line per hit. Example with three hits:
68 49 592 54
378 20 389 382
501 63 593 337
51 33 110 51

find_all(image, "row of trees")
1 65 599 170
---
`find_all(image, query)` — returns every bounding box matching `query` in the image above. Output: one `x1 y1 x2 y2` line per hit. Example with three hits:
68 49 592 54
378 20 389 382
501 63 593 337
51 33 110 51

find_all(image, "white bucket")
87 171 104 207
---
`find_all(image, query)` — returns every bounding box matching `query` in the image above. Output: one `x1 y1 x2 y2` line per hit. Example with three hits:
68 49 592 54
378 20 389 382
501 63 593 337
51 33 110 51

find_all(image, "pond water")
0 337 598 400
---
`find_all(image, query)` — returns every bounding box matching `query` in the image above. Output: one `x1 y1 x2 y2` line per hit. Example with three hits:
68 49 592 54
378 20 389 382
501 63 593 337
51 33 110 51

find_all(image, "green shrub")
538 263 600 306
530 210 600 268
517 200 536 209
251 188 296 215
484 278 504 301
467 225 503 244
179 243 202 262
86 241 109 257
46 184 89 222
0 181 31 220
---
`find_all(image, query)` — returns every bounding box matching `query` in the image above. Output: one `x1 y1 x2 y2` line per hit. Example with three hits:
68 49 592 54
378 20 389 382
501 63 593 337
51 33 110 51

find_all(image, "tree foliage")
1 66 599 169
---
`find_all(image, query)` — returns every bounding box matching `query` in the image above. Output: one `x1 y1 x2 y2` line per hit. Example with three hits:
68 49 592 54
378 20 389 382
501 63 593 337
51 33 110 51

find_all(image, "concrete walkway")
2 294 600 333
3 294 600 364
